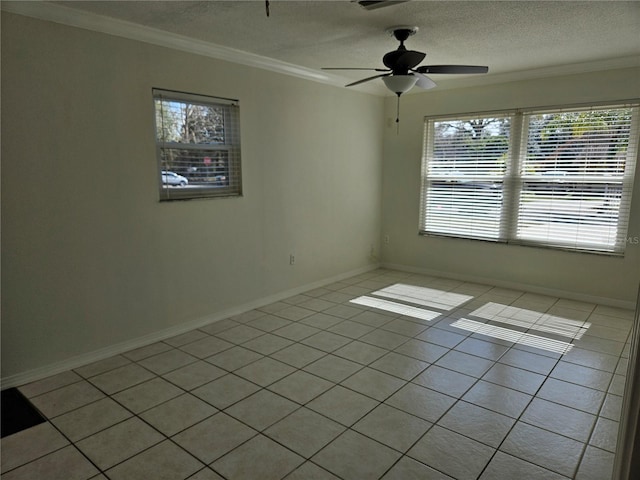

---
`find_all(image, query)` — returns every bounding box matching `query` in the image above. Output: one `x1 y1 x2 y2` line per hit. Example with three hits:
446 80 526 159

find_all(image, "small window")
153 89 242 201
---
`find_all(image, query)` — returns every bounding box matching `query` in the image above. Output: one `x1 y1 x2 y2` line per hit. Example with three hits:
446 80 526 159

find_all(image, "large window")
153 89 241 201
420 103 639 254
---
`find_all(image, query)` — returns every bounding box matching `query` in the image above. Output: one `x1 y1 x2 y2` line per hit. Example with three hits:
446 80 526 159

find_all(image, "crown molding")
418 55 640 94
3 1 638 97
1 1 375 91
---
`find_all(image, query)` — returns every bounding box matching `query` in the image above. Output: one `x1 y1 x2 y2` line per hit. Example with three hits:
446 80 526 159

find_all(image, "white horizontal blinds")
516 105 639 253
420 114 511 240
153 89 241 200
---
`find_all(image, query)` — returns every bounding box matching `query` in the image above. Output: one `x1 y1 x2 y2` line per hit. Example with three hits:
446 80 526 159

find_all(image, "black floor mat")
1 388 46 438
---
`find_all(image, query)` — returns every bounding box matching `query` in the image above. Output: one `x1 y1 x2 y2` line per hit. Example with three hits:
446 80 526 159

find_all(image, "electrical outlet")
289 254 295 265
384 234 390 244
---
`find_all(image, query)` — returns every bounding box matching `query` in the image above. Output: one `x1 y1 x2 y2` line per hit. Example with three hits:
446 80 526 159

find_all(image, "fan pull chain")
396 94 401 134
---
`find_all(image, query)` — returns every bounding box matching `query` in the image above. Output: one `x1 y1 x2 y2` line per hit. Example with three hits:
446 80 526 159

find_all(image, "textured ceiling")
20 1 640 93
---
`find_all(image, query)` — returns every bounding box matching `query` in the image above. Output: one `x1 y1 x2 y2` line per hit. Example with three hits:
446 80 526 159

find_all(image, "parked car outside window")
161 171 188 187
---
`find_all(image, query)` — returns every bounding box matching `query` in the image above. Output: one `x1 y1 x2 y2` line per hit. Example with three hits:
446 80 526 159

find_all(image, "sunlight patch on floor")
470 302 590 340
350 296 441 321
451 318 574 355
371 283 473 311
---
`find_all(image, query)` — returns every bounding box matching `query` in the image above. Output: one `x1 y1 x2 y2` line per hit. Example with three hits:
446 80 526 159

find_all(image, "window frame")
153 88 242 201
419 101 640 255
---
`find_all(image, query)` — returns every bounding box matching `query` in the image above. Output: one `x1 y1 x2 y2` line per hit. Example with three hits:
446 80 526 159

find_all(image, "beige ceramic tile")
74 355 133 378
122 343 173 362
1 445 98 480
225 389 298 431
29 381 105 418
137 348 198 375
301 331 353 353
408 425 495 480
462 380 532 418
192 374 260 409
75 417 164 470
500 422 583 478
162 360 226 390
307 385 378 427
172 413 256 464
521 398 596 442
247 314 292 332
394 338 450 363
353 404 431 452
268 370 333 404
270 343 326 368
312 430 401 480
205 346 263 371
242 333 293 355
537 378 605 414
272 322 322 341
188 468 225 480
479 451 569 480
178 336 235 359
1 422 69 473
212 434 304 480
369 352 429 380
105 440 203 480
264 407 345 458
589 416 619 453
381 456 455 479
413 365 477 398
51 397 132 442
481 363 545 395
438 401 515 448
359 329 409 350
111 377 183 414
341 367 406 401
574 445 615 480
163 329 209 347
234 357 296 387
303 354 363 382
385 383 456 423
328 320 376 339
88 363 155 395
18 370 83 398
140 393 217 436
332 341 388 365
284 462 341 480
435 350 495 378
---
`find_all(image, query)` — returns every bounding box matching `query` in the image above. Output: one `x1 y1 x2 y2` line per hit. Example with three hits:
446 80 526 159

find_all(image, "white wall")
0 13 384 382
381 68 640 305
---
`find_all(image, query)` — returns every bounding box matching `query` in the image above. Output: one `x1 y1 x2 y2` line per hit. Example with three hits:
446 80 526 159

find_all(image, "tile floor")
1 269 634 480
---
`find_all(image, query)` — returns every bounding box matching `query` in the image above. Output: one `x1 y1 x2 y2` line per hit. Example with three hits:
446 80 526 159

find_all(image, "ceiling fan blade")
345 73 391 87
383 50 426 71
412 72 437 89
415 65 489 74
322 67 391 72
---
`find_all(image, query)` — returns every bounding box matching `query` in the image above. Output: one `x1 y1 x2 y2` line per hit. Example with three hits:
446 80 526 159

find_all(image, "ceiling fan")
323 26 488 123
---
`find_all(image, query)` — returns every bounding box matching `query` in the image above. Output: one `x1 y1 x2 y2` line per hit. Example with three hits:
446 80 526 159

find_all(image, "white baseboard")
382 262 638 310
1 263 380 390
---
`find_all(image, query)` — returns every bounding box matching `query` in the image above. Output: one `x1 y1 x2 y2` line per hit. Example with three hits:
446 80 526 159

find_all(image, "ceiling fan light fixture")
383 74 418 94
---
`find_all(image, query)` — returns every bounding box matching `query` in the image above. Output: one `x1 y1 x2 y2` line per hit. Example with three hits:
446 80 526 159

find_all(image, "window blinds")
420 103 639 254
420 114 512 240
153 89 242 201
515 106 638 252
